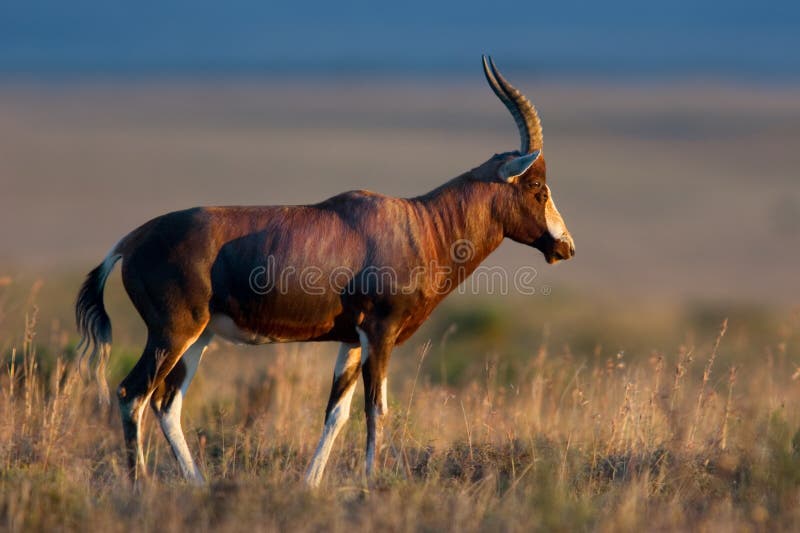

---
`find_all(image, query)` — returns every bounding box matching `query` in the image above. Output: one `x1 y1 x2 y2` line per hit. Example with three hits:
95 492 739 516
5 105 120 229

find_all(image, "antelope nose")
551 240 574 261
560 235 575 259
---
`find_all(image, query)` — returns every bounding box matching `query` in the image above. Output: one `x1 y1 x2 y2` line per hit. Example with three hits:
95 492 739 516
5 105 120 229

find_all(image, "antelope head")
482 55 575 264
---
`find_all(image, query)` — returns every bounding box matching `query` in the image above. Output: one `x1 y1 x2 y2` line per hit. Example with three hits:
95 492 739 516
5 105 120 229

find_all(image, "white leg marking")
159 391 204 482
334 342 360 378
157 335 210 484
134 393 152 478
380 377 388 416
305 343 361 488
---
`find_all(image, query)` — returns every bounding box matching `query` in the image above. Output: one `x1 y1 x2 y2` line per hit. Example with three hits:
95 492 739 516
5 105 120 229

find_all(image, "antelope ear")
499 150 541 182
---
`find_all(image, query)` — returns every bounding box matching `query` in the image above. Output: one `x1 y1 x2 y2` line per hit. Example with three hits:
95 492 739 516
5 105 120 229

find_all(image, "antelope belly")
208 313 284 345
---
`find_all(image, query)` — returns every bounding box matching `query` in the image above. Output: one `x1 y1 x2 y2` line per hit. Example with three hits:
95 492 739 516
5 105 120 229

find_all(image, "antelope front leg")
305 343 362 487
364 372 388 480
358 327 393 483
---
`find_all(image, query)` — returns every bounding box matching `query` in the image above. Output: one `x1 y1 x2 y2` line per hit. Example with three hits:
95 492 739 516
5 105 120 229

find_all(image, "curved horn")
481 55 543 154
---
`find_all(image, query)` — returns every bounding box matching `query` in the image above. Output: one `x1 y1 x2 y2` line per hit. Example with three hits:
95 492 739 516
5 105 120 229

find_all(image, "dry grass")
1 282 799 532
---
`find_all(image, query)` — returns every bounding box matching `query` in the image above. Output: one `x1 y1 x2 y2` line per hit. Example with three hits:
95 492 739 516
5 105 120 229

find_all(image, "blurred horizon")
2 79 798 306
1 1 799 81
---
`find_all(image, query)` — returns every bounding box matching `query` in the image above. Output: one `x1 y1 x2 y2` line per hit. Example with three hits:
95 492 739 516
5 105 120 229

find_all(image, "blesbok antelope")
76 56 575 487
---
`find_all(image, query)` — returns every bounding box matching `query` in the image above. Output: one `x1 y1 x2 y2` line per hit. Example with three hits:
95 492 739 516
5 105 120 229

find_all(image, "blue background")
1 0 798 78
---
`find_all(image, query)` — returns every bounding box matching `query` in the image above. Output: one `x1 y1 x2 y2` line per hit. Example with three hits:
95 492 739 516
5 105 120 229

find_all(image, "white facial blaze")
544 185 569 242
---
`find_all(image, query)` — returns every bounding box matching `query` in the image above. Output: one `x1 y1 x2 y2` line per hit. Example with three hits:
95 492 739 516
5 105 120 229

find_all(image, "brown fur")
75 59 575 485
115 154 561 350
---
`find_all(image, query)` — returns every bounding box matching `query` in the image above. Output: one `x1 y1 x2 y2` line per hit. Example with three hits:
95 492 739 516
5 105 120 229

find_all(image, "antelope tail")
75 245 122 404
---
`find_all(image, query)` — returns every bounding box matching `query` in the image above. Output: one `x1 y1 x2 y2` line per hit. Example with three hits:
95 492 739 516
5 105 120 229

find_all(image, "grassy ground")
1 277 799 531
